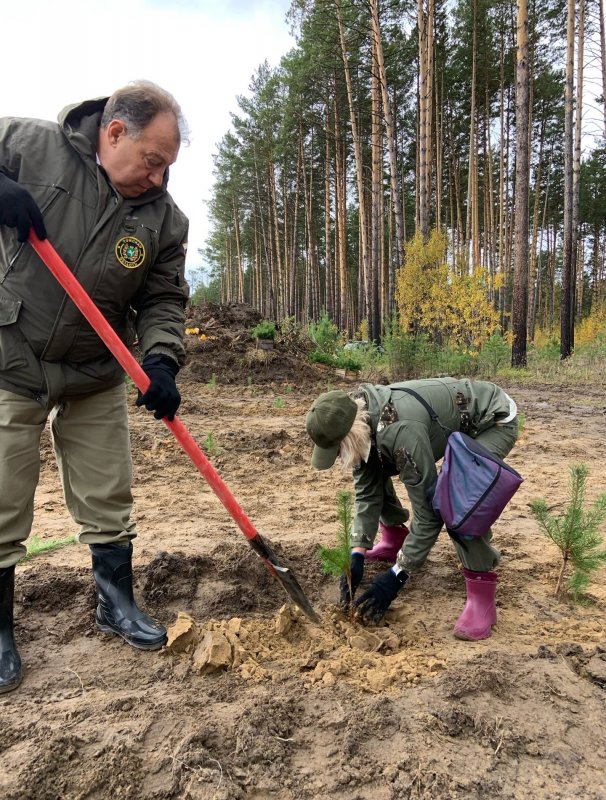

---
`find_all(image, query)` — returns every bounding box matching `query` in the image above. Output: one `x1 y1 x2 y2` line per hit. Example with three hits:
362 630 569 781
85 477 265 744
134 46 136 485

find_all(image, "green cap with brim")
306 390 358 470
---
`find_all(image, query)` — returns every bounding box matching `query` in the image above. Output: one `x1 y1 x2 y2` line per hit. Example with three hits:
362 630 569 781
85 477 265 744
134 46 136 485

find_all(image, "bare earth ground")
2 308 606 800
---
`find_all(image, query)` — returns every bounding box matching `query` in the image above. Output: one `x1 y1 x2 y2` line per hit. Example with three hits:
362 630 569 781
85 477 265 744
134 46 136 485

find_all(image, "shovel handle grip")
29 233 259 543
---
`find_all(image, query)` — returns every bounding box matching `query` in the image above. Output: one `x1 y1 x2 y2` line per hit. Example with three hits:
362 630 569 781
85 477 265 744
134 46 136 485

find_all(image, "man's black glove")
339 552 365 607
0 172 47 243
354 568 409 624
136 354 181 420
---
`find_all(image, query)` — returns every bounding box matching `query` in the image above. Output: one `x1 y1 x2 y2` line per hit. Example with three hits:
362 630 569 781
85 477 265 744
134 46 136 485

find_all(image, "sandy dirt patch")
2 310 605 799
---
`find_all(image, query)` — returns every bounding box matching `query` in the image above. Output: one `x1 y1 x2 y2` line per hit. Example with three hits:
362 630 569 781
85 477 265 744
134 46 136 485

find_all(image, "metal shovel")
29 233 320 624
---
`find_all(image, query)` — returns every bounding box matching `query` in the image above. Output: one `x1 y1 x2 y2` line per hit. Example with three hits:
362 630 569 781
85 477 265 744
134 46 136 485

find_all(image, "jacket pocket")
0 243 25 283
0 296 27 370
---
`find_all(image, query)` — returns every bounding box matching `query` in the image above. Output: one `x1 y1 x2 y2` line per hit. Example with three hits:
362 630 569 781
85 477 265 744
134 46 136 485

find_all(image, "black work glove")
136 354 181 420
0 172 47 243
339 552 365 607
354 568 409 625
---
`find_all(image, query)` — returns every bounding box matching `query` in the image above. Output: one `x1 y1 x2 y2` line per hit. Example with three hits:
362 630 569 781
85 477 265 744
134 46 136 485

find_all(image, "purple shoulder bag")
396 388 523 537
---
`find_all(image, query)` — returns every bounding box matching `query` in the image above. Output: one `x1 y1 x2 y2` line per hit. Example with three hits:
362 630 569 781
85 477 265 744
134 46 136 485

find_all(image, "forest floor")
2 304 606 800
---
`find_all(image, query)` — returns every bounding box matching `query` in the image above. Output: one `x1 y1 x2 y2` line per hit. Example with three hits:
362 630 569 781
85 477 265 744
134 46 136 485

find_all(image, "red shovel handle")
29 233 259 543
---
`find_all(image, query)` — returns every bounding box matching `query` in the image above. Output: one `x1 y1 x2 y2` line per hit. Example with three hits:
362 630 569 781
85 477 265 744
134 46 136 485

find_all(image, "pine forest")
201 0 606 367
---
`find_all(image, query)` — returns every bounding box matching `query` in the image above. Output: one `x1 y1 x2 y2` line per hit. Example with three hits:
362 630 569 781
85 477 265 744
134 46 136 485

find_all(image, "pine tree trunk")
290 136 303 319
370 48 382 342
503 85 514 331
549 223 557 335
561 0 576 358
498 35 506 316
528 122 545 341
512 0 530 367
254 225 262 312
591 227 600 308
417 0 434 241
253 145 271 316
572 0 585 325
370 0 405 265
465 0 477 269
576 238 585 318
485 87 496 283
232 200 245 303
269 162 284 320
600 0 606 140
336 0 370 320
334 95 348 331
435 72 443 232
325 99 334 319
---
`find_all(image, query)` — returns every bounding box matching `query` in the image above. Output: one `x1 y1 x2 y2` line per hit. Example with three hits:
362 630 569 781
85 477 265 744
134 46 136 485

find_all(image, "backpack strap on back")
392 387 452 439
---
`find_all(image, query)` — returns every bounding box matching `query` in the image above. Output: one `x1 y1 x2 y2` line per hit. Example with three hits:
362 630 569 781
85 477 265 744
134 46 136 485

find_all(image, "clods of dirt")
180 301 323 386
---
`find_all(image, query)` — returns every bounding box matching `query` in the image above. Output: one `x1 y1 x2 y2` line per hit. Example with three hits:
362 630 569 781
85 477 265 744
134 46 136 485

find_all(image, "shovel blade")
248 534 320 624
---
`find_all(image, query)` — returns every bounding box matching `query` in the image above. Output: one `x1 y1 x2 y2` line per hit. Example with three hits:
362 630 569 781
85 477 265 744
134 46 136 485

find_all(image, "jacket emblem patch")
115 236 146 269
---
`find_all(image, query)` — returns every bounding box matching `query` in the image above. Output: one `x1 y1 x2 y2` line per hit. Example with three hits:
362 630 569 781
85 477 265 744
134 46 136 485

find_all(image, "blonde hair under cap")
338 398 372 471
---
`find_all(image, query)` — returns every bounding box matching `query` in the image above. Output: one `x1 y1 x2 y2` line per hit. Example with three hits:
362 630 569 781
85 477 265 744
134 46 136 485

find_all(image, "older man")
0 81 189 693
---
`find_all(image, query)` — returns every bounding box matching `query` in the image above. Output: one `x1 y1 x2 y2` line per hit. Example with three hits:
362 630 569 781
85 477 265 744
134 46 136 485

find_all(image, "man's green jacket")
350 378 514 571
0 98 189 406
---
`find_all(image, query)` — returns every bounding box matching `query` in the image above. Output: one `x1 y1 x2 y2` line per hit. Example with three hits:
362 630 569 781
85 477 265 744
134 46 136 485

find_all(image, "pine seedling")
530 463 606 600
318 490 354 613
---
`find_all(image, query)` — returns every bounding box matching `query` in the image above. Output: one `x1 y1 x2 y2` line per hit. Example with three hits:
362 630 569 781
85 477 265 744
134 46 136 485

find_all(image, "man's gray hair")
101 80 189 145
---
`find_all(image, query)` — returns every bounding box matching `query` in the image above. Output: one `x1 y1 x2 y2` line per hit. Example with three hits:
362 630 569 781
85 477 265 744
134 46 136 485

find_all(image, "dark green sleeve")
392 422 443 572
0 118 22 178
133 205 190 366
350 447 385 549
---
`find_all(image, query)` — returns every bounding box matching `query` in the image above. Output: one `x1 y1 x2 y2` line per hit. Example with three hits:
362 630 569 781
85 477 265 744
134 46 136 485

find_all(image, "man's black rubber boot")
90 543 167 650
0 566 22 694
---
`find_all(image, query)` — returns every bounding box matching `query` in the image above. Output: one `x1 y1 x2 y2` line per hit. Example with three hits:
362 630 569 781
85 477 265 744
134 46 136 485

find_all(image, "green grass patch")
202 431 221 456
23 535 77 561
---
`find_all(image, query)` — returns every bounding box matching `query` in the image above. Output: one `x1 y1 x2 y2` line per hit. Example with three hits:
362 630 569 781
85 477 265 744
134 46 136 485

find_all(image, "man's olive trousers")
0 384 135 568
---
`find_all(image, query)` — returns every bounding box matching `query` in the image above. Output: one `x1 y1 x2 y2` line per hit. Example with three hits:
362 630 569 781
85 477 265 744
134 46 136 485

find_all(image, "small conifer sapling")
530 463 606 599
318 491 354 615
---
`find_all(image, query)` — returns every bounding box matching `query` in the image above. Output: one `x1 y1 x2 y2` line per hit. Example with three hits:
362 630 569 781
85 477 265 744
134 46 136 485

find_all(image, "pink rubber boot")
365 522 409 562
453 569 498 641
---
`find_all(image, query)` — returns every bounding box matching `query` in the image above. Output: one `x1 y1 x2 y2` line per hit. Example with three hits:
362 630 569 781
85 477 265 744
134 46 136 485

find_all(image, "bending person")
306 378 518 640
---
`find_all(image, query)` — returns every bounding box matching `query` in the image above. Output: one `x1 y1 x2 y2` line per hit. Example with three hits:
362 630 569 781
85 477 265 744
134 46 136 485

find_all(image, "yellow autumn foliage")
531 327 556 349
355 319 369 342
532 307 606 349
575 307 606 346
395 231 501 350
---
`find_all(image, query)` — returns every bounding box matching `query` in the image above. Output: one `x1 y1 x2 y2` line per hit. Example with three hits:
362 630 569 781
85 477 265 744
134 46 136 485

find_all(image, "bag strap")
392 387 452 439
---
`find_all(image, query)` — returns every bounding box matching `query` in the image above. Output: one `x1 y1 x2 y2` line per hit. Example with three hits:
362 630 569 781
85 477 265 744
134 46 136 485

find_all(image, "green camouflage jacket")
350 378 513 571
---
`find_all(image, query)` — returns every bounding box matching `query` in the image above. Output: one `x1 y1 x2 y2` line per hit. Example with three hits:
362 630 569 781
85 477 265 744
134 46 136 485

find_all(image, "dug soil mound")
3 378 606 799
181 301 323 388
